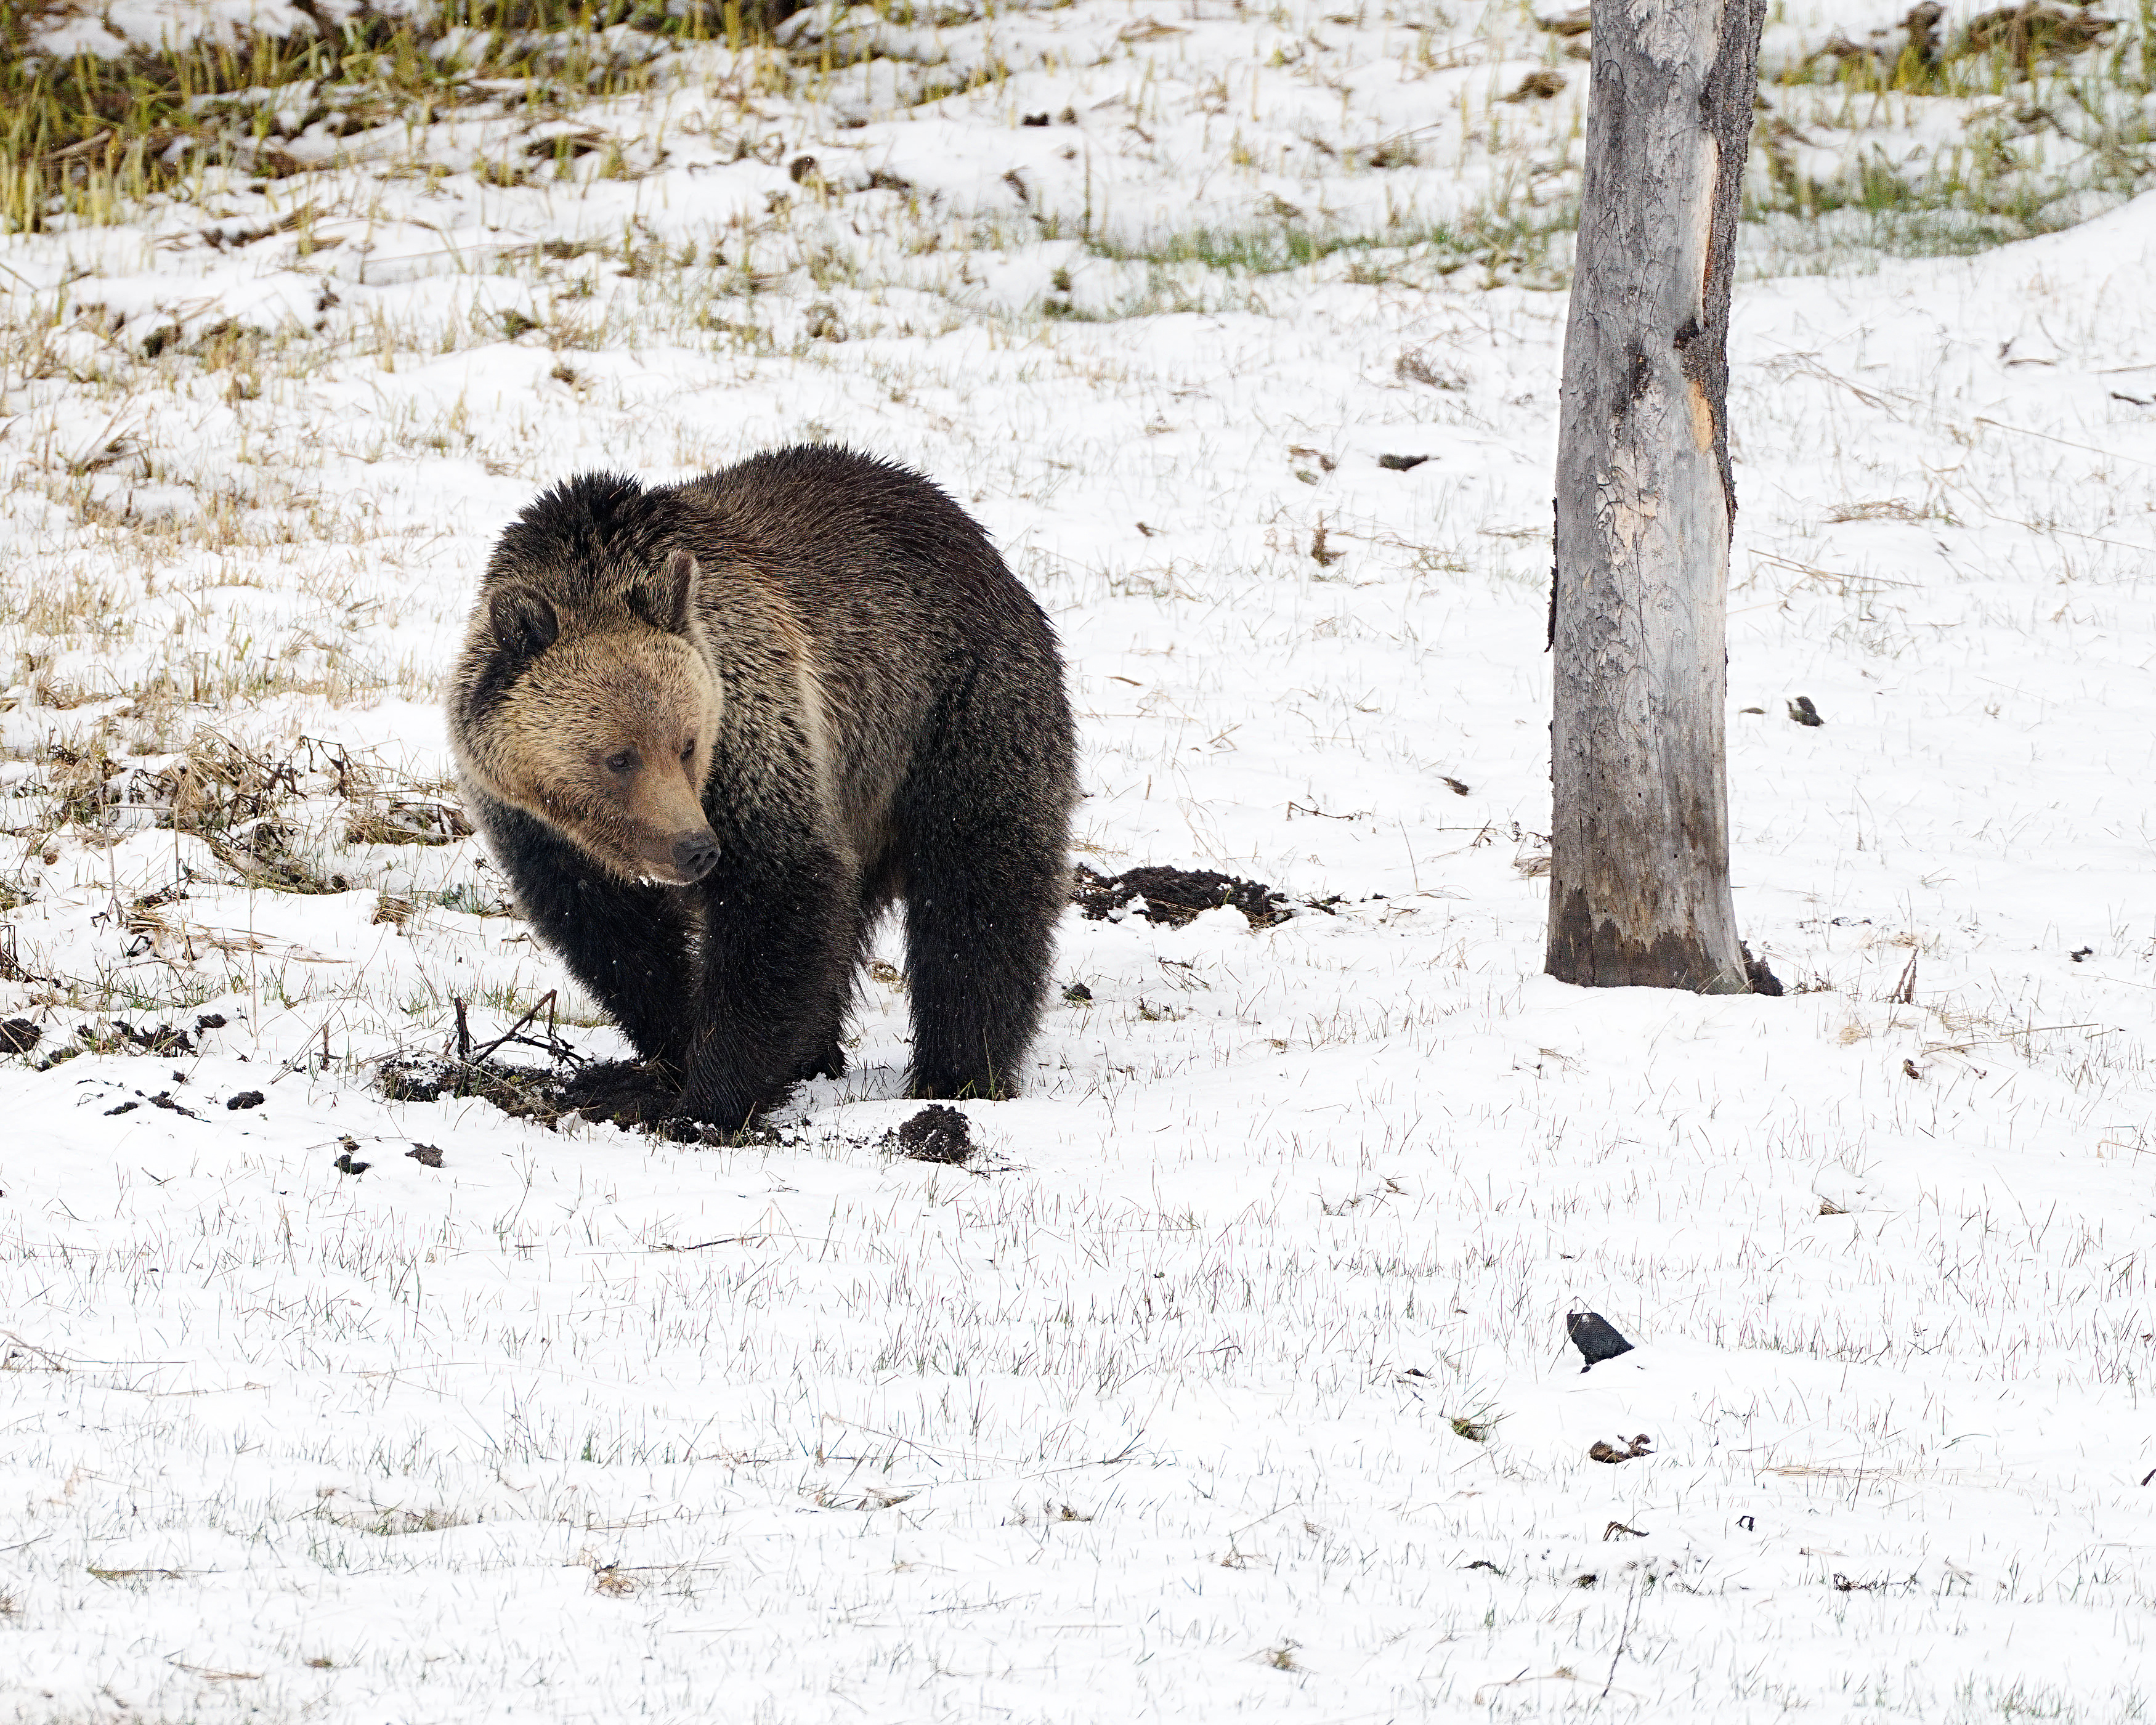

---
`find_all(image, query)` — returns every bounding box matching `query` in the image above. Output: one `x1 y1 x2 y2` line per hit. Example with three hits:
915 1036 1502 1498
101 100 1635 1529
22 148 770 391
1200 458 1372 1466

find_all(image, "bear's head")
460 546 724 886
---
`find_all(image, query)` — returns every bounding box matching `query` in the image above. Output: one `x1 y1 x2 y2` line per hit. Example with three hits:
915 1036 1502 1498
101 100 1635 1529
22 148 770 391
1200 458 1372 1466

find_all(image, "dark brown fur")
449 446 1076 1129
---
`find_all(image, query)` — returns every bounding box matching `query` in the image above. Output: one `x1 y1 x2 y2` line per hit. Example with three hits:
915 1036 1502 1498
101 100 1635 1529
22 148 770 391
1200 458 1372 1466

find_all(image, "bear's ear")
630 549 697 635
488 585 559 660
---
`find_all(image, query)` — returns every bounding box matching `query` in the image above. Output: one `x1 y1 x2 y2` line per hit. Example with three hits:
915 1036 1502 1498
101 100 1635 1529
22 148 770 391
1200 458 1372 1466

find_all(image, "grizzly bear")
448 445 1076 1129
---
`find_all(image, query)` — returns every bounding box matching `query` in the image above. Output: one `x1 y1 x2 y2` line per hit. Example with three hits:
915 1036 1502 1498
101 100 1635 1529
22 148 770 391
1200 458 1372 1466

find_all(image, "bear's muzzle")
667 829 721 883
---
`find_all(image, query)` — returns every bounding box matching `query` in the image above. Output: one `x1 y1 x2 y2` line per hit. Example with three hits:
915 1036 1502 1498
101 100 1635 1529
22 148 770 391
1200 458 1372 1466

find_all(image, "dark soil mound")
1072 864 1290 928
556 1059 771 1142
554 1057 686 1127
888 1104 974 1165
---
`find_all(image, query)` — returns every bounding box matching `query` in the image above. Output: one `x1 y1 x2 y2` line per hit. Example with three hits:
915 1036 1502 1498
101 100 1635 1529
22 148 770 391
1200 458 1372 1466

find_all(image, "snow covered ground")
5 1 2156 1719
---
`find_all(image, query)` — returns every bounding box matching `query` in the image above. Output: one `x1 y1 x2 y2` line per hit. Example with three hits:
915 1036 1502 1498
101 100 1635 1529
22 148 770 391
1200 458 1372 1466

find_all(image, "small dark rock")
1062 981 1094 1004
1567 1310 1634 1369
194 1013 228 1033
333 1140 371 1176
406 1143 444 1168
1377 453 1430 472
226 1090 265 1111
0 1018 42 1055
105 1100 139 1116
787 153 819 183
1021 111 1050 126
1787 696 1825 726
891 1104 974 1166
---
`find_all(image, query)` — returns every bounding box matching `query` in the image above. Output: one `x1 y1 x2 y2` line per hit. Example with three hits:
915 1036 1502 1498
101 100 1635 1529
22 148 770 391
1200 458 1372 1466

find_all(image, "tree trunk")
1546 0 1767 993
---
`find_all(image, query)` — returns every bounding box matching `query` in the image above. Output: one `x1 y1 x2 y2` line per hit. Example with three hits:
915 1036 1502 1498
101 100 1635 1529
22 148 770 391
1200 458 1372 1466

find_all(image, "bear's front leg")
469 791 697 1068
679 843 859 1130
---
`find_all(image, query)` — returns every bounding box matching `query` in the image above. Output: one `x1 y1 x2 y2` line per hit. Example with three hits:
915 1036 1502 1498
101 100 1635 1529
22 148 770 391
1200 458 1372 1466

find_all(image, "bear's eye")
604 749 638 776
679 741 695 765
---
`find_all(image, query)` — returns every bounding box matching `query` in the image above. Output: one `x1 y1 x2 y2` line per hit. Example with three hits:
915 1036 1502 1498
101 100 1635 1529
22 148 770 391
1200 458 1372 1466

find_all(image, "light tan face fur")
479 630 723 885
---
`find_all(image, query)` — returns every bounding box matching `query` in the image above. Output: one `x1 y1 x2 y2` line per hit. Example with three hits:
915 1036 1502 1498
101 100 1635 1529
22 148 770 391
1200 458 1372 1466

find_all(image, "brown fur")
461 619 721 883
448 448 1076 1129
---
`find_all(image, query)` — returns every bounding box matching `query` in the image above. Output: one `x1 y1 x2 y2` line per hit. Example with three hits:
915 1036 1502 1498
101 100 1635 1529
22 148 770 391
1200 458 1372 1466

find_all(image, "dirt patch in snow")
1071 864 1292 928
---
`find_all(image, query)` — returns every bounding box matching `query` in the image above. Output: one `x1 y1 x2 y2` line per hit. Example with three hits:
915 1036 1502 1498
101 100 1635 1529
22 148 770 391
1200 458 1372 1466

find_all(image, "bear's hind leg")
902 820 1063 1102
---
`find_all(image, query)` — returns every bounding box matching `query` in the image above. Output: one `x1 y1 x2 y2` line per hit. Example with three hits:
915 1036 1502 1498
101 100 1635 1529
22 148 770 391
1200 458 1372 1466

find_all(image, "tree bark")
1546 0 1767 993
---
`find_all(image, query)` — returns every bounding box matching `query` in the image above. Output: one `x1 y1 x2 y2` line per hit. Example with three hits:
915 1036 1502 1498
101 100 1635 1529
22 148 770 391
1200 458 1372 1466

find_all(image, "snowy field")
5 0 2156 1719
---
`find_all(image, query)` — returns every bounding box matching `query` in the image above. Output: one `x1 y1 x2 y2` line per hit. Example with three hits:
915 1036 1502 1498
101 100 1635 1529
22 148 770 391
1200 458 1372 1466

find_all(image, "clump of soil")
373 1052 766 1147
886 1104 974 1165
1742 943 1785 997
1072 864 1291 928
555 1058 697 1130
376 1052 578 1122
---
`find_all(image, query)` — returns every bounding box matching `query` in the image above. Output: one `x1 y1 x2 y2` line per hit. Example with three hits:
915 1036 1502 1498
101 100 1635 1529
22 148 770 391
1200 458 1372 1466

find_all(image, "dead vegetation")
1 0 808 233
7 729 476 903
1750 0 2152 255
30 1012 228 1071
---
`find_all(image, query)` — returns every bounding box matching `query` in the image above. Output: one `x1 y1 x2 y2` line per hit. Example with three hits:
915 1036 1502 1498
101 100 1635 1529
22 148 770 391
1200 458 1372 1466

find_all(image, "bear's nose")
671 832 721 882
